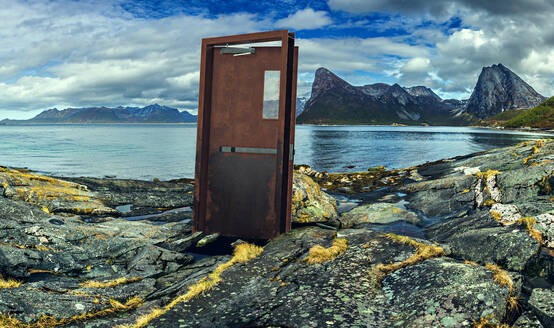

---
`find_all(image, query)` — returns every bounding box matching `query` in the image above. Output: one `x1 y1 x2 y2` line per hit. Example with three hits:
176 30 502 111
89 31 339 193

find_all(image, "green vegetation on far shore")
477 96 554 129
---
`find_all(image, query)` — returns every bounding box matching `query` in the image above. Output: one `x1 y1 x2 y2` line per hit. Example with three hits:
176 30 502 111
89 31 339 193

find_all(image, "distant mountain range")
1 104 197 124
297 64 547 125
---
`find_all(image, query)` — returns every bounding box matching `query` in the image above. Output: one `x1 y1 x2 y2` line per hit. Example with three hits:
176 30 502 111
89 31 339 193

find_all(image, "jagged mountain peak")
404 86 441 101
465 63 546 118
310 67 356 100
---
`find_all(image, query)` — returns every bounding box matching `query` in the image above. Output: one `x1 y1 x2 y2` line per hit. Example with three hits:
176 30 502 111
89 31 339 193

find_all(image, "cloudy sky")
1 0 553 119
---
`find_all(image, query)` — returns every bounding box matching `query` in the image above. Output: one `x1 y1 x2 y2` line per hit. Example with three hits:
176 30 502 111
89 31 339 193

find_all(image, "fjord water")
0 124 549 180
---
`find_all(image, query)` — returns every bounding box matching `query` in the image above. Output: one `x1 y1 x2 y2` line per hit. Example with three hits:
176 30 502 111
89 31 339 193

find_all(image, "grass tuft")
116 242 263 328
0 296 142 328
516 217 543 244
485 263 513 294
0 277 22 289
374 233 445 279
472 316 512 328
507 295 519 312
306 238 348 264
80 277 143 288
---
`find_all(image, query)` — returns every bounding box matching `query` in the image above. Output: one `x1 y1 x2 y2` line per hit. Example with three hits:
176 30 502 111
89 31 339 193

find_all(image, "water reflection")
294 126 550 173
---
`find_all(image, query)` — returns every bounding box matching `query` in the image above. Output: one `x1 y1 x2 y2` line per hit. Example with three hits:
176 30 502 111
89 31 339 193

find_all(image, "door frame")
194 30 297 239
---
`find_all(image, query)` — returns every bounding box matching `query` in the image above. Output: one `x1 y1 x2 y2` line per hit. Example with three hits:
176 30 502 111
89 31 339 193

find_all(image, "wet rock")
426 210 540 272
400 175 475 217
528 288 554 328
291 172 338 224
196 233 219 248
62 176 194 211
340 202 420 228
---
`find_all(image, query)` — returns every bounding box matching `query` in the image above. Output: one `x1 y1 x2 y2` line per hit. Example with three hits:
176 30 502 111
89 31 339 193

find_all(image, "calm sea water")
0 124 550 180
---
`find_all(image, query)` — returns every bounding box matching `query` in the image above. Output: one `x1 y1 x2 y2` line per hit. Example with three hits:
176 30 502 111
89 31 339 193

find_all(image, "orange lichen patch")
0 277 22 289
485 263 513 294
490 211 503 222
41 207 51 214
529 159 553 167
475 169 502 180
80 277 143 288
306 238 348 264
522 139 547 165
461 189 471 193
0 296 142 328
483 199 496 206
374 233 445 278
0 242 54 252
516 217 543 244
116 243 263 328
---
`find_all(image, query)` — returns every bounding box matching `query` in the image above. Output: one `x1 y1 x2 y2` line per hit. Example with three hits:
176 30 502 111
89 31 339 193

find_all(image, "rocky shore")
0 139 553 327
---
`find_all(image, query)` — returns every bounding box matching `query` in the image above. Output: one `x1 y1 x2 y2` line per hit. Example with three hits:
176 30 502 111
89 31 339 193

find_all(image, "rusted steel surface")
194 30 298 239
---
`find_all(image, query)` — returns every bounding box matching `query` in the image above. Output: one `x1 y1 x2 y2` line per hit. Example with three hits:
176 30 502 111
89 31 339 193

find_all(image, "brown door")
194 30 297 239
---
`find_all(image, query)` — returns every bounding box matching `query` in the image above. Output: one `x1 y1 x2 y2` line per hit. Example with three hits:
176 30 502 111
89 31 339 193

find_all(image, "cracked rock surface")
0 139 552 327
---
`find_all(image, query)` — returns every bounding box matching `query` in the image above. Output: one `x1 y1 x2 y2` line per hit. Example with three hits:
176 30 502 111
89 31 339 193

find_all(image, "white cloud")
401 57 431 73
0 1 270 118
275 8 332 30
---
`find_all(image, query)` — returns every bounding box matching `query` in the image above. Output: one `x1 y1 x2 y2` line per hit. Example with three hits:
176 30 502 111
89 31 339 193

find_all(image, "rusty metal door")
194 30 298 239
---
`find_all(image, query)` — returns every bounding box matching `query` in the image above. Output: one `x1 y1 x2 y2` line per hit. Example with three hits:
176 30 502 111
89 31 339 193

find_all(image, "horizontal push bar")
220 146 277 155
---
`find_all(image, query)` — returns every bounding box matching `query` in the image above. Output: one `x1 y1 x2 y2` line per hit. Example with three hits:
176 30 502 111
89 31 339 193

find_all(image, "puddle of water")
116 204 132 213
363 221 425 239
123 207 191 222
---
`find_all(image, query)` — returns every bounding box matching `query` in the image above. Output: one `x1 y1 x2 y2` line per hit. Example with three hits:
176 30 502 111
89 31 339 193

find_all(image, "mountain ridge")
298 64 547 125
298 67 470 125
1 104 197 124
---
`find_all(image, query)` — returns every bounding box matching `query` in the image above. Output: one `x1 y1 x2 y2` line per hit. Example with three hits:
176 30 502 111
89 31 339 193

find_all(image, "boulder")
291 172 338 224
528 288 554 328
340 202 420 228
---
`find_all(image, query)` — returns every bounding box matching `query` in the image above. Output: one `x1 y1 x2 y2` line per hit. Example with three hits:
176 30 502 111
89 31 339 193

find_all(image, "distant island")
297 63 549 127
0 104 197 124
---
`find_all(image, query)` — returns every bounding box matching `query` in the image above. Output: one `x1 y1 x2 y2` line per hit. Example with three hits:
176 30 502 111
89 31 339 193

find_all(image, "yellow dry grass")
464 260 479 266
0 296 143 328
116 242 264 328
485 263 513 294
374 233 445 277
80 277 143 288
472 316 512 328
507 295 519 312
516 217 543 244
0 277 22 289
306 238 348 264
